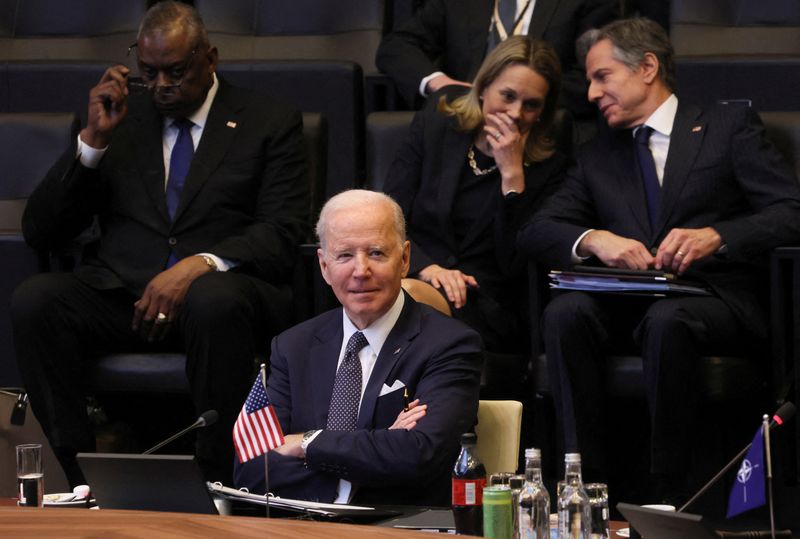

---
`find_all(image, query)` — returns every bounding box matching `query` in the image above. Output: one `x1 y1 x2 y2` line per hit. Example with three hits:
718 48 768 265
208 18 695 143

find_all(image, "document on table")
549 266 712 296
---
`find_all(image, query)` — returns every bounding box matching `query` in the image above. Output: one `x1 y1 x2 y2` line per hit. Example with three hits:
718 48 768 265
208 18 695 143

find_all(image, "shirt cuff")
419 71 445 97
196 252 236 272
76 134 107 169
571 229 595 263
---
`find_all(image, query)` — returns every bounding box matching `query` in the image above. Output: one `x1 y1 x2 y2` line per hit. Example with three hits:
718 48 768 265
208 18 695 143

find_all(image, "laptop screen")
77 453 218 514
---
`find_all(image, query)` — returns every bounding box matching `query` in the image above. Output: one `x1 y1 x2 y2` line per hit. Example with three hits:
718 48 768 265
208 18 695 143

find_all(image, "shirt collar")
166 72 219 130
640 93 678 137
341 291 405 358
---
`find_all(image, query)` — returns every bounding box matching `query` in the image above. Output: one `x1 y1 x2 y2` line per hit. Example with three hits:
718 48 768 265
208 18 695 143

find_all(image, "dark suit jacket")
22 78 309 295
375 0 618 114
233 292 483 506
385 90 566 307
519 102 800 340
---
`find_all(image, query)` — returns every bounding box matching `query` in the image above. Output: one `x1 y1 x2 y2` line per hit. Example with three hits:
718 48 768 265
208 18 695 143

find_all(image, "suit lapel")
172 81 243 223
130 101 170 224
656 105 706 237
310 313 344 427
357 294 420 430
528 0 558 38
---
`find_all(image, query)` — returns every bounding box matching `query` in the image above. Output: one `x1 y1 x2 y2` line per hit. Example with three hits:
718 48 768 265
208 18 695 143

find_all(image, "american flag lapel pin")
692 125 702 133
226 121 237 128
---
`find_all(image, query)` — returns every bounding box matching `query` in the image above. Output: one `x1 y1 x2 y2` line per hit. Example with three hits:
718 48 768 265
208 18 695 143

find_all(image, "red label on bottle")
452 478 486 506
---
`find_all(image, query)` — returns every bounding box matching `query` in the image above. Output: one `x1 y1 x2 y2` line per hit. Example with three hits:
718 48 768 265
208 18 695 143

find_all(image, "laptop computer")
77 453 218 514
617 502 717 539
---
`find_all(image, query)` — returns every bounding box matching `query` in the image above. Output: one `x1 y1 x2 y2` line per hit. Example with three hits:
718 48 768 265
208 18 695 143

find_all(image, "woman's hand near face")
483 111 528 194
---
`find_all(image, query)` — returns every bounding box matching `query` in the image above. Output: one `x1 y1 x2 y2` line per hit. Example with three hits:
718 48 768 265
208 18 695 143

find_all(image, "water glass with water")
16 443 44 507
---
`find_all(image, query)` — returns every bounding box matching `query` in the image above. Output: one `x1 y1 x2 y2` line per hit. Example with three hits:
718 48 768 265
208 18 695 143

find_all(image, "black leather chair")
0 112 79 388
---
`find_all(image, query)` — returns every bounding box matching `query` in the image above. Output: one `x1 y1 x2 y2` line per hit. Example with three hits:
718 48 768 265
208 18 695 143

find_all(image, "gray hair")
577 17 676 93
316 189 406 249
138 1 209 50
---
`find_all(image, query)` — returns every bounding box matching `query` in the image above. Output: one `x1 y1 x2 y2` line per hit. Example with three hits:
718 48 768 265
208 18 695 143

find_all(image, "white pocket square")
379 379 406 397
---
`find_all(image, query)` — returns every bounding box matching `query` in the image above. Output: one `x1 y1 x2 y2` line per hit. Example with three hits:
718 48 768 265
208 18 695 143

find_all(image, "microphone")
678 402 795 513
142 409 219 455
716 530 792 538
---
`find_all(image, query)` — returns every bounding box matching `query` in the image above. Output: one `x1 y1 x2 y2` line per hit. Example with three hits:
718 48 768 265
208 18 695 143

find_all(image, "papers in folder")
207 482 375 516
549 266 712 296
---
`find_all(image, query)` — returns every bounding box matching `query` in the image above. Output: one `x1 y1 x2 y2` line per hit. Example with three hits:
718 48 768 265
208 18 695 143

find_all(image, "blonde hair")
440 36 561 163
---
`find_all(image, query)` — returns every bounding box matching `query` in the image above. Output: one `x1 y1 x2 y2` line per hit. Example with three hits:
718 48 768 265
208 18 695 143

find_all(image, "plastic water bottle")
518 448 550 538
557 452 591 538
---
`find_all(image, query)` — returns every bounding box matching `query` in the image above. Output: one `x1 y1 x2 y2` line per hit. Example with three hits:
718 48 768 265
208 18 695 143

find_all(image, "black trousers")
11 270 292 487
542 291 752 478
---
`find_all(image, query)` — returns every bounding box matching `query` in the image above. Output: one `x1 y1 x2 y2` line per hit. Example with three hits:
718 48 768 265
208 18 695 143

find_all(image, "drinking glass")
16 443 44 507
585 482 610 538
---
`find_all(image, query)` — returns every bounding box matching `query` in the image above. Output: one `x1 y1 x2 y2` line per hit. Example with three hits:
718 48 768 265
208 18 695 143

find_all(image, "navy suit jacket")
234 293 483 506
520 102 800 340
375 0 618 113
23 78 309 295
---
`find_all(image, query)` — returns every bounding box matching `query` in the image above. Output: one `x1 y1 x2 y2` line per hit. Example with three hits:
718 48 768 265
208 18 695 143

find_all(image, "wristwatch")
198 255 219 272
300 429 317 457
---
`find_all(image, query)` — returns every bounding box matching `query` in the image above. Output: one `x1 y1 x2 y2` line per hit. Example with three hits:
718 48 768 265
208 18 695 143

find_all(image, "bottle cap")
460 432 477 444
565 452 581 463
524 447 541 459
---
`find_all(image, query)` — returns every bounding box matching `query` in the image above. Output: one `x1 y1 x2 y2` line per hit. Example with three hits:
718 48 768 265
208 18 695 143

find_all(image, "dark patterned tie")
635 126 661 231
165 118 194 267
326 331 369 431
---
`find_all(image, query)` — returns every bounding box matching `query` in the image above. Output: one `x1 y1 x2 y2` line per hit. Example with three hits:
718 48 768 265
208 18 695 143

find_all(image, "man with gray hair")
520 18 800 500
234 189 482 505
12 1 307 487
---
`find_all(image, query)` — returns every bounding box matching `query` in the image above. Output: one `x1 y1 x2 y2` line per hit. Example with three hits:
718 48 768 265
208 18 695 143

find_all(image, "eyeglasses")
126 42 197 95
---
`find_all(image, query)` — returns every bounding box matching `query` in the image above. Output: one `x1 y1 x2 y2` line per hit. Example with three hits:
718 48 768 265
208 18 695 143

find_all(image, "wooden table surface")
0 506 428 538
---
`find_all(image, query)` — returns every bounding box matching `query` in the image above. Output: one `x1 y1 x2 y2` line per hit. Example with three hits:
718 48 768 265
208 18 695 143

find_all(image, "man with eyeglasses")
11 1 308 488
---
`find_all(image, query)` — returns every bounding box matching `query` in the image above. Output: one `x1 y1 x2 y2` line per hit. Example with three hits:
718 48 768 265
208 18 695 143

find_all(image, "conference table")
0 505 426 538
1 499 629 537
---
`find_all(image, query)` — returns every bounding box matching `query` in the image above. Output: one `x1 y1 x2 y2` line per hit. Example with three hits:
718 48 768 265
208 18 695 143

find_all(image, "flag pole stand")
260 363 271 519
763 414 775 539
264 452 270 519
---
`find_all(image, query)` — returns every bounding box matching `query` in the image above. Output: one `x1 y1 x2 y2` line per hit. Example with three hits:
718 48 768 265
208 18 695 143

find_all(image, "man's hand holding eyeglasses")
81 65 131 150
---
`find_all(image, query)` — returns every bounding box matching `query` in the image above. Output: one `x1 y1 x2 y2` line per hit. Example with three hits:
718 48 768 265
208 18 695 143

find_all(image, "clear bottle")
452 433 487 536
518 448 550 538
557 452 592 539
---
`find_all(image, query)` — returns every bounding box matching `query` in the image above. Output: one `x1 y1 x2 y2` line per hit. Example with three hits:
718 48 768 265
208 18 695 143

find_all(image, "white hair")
316 189 406 249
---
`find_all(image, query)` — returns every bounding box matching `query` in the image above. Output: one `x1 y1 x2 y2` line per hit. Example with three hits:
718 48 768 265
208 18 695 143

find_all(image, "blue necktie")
635 126 660 231
165 118 194 267
326 332 369 431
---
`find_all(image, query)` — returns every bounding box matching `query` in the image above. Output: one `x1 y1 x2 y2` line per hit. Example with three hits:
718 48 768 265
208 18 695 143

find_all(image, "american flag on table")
233 374 284 463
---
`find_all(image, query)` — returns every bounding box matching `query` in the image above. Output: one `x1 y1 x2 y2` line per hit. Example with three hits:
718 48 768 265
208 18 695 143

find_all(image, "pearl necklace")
467 144 497 176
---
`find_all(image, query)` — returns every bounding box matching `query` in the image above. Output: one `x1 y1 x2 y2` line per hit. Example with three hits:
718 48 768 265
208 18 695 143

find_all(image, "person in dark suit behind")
375 0 618 121
385 36 566 354
234 190 482 505
10 1 308 487
518 18 800 500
